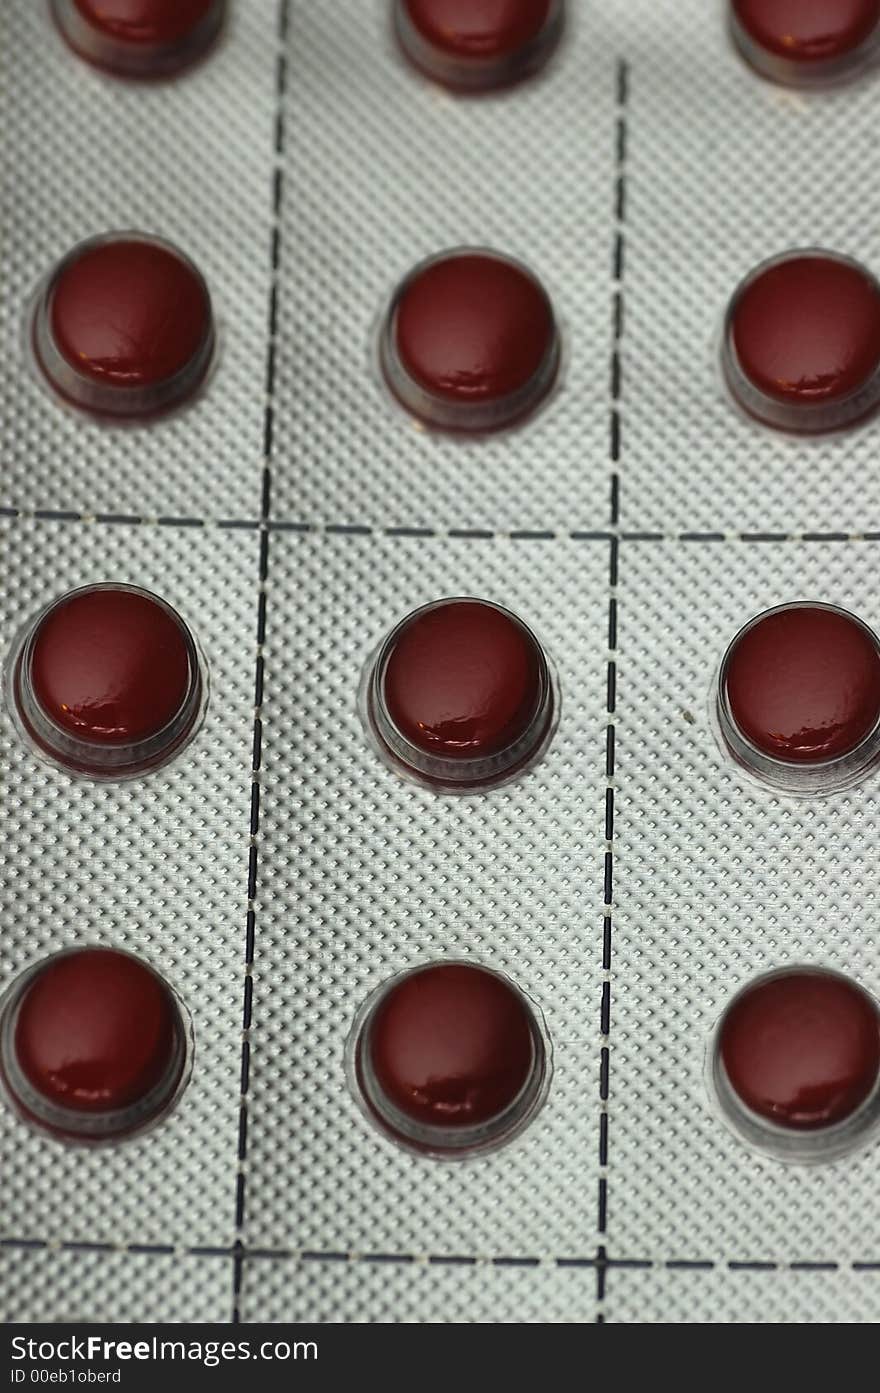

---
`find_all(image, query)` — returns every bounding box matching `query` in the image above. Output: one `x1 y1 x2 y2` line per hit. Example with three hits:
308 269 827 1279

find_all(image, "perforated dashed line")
0 507 260 528
4 507 880 546
231 0 289 1328
608 59 627 533
0 1239 230 1258
2 1235 876 1277
597 57 628 1321
240 1249 599 1269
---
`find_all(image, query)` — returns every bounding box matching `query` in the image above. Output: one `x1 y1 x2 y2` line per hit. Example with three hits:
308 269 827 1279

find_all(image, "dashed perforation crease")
5 0 880 1324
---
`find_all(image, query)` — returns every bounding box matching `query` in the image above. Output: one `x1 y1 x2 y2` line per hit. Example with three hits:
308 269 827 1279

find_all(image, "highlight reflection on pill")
722 252 880 434
711 968 880 1161
0 947 191 1144
716 602 880 795
9 584 205 780
394 0 563 91
51 0 227 79
362 597 557 792
730 0 880 87
380 249 560 433
33 233 215 421
350 961 548 1157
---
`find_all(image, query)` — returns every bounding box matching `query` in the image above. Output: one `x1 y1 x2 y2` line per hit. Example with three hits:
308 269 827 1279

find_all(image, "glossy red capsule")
381 249 559 432
362 597 557 791
0 948 190 1143
730 0 880 86
722 252 880 433
9 584 204 779
33 234 215 421
51 0 226 79
715 969 880 1159
395 0 563 91
352 962 547 1155
717 603 880 794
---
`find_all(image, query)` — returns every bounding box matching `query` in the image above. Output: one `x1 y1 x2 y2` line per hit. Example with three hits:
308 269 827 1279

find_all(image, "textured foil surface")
3 0 880 1323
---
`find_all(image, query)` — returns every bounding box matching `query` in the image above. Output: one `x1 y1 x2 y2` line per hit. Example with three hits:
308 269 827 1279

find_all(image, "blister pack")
3 0 880 1325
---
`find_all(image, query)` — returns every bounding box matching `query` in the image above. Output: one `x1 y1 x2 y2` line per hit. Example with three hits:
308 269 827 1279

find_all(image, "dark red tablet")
719 969 880 1131
381 250 559 432
724 605 880 764
395 0 563 91
364 598 556 790
1 948 189 1142
33 234 214 420
723 253 880 432
354 962 546 1154
12 584 203 779
52 0 226 79
731 0 880 85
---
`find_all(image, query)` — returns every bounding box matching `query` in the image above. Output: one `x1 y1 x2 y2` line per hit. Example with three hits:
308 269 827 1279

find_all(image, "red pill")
353 962 546 1154
731 257 880 405
33 234 214 421
718 969 880 1133
731 0 880 85
395 0 563 91
722 604 880 769
723 253 880 433
381 249 559 432
51 0 226 79
10 584 203 779
386 601 542 757
364 598 556 790
0 948 189 1143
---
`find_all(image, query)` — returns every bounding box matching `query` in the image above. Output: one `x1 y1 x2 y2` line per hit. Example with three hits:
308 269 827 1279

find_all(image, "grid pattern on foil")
239 1254 592 1325
604 1264 880 1325
270 0 617 535
619 0 880 537
611 540 880 1267
0 1248 231 1324
244 532 608 1261
3 0 880 1327
0 0 276 524
0 518 256 1248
